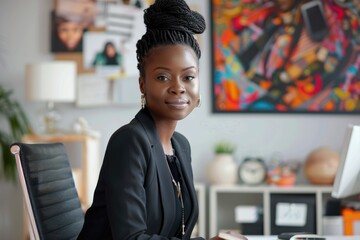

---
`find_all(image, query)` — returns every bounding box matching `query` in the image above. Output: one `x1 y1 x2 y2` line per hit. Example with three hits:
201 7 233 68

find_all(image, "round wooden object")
304 147 340 185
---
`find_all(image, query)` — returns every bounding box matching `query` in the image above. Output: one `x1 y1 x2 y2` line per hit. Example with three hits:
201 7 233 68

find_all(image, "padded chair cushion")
15 143 84 240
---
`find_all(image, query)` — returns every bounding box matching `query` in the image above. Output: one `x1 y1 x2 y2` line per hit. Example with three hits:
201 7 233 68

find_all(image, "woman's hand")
209 231 248 240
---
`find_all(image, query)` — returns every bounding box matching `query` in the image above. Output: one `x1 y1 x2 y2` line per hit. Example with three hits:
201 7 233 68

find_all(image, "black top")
166 154 192 238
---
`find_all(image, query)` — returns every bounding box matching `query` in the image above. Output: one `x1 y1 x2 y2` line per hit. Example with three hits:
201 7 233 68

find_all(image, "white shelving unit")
209 184 333 237
194 182 206 238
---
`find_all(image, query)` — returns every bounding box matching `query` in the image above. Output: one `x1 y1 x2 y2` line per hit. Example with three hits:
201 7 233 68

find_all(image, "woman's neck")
155 120 177 155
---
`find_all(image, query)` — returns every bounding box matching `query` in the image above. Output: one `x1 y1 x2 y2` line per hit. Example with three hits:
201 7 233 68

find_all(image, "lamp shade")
25 61 77 102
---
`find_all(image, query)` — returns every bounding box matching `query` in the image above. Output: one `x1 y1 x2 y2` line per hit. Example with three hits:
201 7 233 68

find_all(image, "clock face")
239 158 267 185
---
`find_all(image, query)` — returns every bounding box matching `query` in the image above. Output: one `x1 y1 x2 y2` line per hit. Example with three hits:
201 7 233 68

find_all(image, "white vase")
207 154 238 185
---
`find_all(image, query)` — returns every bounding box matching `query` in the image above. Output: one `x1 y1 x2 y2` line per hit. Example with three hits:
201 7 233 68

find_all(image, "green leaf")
214 141 236 154
0 85 32 182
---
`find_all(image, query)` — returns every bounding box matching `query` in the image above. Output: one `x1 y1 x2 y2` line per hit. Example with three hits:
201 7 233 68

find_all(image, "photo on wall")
50 11 87 53
51 0 97 53
211 0 360 113
83 32 123 77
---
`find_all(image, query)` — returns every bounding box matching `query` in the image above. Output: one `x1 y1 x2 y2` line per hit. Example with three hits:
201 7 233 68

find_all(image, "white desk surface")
246 236 360 240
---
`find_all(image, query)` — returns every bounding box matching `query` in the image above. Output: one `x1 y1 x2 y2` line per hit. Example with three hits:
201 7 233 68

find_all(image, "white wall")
1 0 359 237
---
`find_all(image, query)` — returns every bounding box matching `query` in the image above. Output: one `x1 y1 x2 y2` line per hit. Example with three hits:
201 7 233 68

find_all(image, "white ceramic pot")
207 154 238 185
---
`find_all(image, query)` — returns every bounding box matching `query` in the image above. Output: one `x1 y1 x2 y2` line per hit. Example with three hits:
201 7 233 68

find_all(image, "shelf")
209 184 334 236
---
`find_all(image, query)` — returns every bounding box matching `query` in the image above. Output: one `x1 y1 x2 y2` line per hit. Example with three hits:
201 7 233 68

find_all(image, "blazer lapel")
135 109 176 236
154 141 177 236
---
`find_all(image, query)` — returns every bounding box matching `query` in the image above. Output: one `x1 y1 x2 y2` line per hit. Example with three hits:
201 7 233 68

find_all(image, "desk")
246 236 360 240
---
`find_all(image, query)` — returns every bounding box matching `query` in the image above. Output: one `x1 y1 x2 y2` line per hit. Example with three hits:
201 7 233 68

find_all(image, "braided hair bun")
136 0 206 75
144 0 205 35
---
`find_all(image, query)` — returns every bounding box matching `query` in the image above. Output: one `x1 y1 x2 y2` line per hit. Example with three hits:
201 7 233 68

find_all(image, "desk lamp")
25 61 76 134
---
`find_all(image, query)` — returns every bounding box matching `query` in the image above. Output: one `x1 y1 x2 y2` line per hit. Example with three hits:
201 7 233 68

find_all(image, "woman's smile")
165 98 190 109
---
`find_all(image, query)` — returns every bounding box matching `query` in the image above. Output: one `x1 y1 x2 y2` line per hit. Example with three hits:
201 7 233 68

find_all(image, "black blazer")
78 108 203 240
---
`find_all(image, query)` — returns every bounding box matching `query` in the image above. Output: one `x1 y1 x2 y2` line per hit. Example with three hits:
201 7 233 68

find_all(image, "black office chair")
10 142 84 240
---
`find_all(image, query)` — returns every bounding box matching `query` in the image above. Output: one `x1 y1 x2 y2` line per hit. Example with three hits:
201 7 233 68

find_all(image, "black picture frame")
270 193 316 235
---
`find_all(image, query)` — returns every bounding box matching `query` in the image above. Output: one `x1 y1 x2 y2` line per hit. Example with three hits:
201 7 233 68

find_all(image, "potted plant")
207 141 238 185
214 141 236 155
0 85 32 181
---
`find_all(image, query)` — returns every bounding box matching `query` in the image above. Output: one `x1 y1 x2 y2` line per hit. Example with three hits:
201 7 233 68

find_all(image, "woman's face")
57 22 83 50
140 44 199 122
106 44 116 57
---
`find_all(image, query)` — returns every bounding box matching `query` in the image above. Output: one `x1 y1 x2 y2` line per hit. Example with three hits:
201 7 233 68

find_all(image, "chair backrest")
10 142 84 240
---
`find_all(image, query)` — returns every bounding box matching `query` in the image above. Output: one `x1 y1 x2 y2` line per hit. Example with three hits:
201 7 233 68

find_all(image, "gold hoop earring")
197 96 201 108
141 94 146 109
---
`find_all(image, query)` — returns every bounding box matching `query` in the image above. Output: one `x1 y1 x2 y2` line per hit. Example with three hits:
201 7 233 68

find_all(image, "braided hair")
136 0 206 76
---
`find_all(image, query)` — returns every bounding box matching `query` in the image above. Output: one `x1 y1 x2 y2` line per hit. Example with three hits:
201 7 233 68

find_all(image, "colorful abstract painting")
211 0 360 113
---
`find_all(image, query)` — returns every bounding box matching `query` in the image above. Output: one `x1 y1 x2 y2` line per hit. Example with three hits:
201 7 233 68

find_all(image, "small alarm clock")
238 157 267 185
